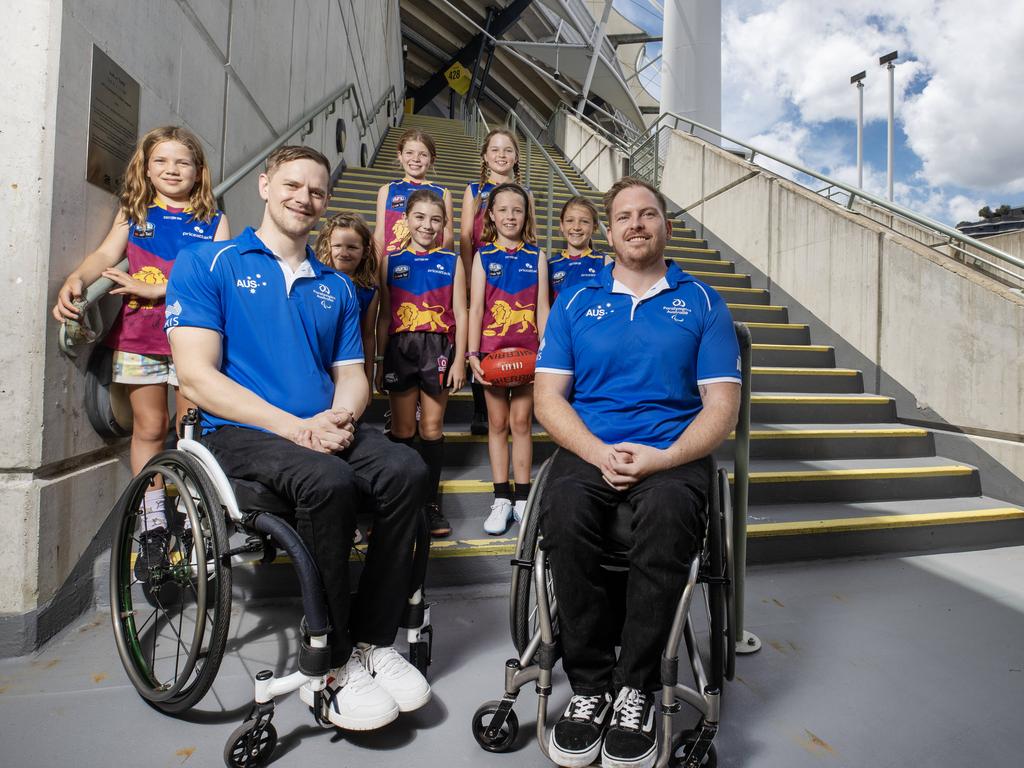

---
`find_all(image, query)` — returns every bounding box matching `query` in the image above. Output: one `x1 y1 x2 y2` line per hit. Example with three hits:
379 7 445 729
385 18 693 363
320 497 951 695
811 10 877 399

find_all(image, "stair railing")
59 82 398 356
627 111 1024 284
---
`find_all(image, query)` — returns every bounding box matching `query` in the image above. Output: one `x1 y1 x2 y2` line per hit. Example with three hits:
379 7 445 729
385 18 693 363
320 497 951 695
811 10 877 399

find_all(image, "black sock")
493 481 512 501
514 482 531 502
388 433 416 446
418 436 445 504
471 381 487 417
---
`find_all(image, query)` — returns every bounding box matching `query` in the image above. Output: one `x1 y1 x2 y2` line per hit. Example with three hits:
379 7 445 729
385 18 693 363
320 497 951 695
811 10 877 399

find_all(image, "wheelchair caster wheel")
224 718 277 767
472 699 519 753
672 730 717 768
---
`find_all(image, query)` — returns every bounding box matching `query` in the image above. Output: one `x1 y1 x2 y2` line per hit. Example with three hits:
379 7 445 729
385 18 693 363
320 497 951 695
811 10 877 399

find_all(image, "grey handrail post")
733 322 761 655
546 164 554 256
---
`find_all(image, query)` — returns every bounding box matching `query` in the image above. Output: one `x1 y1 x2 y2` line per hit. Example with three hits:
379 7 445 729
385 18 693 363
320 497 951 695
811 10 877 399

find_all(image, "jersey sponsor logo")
392 264 411 280
427 262 451 277
665 297 690 323
487 262 503 278
313 282 336 309
390 193 407 209
236 273 268 295
133 221 155 238
165 300 182 328
182 224 211 239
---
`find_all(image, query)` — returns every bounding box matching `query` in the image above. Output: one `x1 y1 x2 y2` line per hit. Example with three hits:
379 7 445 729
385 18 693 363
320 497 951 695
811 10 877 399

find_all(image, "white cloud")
720 0 1024 214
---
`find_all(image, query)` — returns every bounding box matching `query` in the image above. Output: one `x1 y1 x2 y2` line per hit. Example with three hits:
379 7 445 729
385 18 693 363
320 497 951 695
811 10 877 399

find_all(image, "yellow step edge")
749 508 1024 537
743 322 808 329
716 286 765 294
725 303 784 310
226 507 1023 567
688 270 748 280
751 367 859 376
437 466 973 493
753 343 831 351
751 394 889 403
444 427 925 442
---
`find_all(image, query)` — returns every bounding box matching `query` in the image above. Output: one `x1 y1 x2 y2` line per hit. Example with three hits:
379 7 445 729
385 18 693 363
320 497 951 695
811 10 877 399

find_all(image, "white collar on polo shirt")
273 254 316 294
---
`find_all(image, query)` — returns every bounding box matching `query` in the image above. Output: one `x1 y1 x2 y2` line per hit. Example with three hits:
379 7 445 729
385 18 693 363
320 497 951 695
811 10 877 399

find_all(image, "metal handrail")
59 82 398 355
630 111 1024 275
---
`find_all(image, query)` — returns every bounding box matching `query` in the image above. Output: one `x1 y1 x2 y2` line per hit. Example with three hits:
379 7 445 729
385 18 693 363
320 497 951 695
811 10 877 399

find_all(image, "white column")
661 0 721 144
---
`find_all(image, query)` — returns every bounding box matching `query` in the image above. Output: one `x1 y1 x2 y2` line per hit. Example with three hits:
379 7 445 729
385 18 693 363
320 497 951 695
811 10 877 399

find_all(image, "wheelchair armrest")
229 478 293 517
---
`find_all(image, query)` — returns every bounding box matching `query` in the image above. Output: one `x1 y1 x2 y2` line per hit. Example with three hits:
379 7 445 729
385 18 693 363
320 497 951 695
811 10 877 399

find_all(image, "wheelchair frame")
472 323 755 768
108 409 433 768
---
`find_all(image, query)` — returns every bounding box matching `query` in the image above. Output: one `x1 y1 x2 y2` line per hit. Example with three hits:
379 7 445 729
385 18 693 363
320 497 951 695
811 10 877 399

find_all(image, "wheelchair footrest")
298 639 332 677
675 721 719 768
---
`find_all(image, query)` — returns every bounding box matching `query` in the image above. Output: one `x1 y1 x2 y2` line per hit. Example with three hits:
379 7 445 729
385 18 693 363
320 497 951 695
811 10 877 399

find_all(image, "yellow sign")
444 61 472 96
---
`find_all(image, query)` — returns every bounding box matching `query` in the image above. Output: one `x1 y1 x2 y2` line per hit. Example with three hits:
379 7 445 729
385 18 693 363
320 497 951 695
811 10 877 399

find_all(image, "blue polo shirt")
536 261 740 449
164 227 363 433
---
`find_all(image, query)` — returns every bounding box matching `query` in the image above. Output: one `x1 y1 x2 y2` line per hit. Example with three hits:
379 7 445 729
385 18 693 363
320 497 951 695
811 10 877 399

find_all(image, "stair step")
752 343 835 367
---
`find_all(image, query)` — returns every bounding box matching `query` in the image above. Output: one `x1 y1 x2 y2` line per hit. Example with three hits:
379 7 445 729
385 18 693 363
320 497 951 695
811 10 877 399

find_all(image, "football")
480 347 537 387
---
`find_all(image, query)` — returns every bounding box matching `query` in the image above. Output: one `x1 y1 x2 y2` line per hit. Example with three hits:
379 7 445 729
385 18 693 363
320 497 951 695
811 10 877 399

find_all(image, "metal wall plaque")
86 46 140 193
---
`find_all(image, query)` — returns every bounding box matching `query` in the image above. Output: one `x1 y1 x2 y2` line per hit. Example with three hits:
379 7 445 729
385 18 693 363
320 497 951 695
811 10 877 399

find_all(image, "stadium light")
851 71 866 189
879 51 898 200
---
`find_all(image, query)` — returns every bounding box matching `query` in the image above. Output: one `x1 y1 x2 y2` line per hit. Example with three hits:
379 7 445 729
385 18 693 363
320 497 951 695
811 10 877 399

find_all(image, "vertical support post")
575 0 615 115
886 61 895 201
526 138 532 187
856 80 864 188
546 162 554 256
732 323 760 655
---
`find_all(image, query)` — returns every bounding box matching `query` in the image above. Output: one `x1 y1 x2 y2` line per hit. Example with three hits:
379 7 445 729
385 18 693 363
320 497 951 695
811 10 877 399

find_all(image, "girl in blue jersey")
376 189 467 537
467 183 549 535
460 128 530 436
52 125 229 577
314 212 379 389
374 128 454 256
549 196 608 302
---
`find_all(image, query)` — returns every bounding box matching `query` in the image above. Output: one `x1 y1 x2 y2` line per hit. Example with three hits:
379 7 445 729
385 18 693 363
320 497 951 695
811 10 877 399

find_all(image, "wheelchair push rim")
109 450 232 712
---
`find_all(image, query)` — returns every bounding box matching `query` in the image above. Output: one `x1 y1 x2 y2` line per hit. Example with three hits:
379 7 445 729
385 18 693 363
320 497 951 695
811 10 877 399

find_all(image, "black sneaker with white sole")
134 527 170 582
548 691 612 767
601 687 658 768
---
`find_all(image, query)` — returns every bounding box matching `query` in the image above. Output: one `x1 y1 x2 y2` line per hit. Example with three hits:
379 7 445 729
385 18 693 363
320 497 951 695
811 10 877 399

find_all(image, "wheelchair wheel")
719 468 737 681
110 450 232 714
472 700 519 753
509 460 555 656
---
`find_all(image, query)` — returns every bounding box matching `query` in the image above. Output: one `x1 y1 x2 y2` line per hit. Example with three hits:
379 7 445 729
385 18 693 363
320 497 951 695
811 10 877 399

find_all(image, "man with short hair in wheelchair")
534 177 741 768
165 145 430 731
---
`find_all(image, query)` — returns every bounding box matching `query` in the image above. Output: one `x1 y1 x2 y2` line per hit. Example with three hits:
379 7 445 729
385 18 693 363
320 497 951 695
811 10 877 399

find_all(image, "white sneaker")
484 498 514 535
513 499 527 523
355 644 431 712
299 655 399 730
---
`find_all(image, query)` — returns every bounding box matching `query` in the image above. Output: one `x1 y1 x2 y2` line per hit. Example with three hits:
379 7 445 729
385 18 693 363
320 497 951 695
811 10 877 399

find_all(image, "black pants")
539 448 711 694
203 423 427 665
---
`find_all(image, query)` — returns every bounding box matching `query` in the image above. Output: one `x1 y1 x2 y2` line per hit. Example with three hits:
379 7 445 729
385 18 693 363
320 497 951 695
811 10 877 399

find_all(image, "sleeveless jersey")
548 248 606 301
479 241 541 354
106 202 222 356
355 284 377 322
385 247 458 342
382 178 447 254
468 180 531 257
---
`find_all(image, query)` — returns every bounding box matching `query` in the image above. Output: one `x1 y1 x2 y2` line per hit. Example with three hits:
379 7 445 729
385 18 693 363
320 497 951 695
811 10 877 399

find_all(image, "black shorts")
382 332 454 395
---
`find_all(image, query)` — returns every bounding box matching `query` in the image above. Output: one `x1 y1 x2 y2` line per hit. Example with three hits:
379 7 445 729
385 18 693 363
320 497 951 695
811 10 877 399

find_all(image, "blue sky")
612 0 1024 225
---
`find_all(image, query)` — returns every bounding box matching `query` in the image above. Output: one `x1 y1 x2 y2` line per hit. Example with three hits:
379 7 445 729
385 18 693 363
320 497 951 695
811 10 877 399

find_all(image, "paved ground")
1 546 1022 768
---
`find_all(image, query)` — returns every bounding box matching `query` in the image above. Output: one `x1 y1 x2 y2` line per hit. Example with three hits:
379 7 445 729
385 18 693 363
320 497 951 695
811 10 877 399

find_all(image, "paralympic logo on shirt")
313 283 336 310
665 298 690 323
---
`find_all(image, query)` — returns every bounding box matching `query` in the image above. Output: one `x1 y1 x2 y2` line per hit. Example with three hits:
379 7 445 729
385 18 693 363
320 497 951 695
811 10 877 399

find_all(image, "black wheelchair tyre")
510 460 552 656
110 450 232 714
224 719 277 767
472 700 519 753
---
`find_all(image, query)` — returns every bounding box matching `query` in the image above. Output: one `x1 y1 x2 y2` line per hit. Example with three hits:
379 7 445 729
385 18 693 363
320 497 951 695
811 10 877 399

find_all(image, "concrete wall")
551 110 628 192
1 0 403 653
660 129 1024 491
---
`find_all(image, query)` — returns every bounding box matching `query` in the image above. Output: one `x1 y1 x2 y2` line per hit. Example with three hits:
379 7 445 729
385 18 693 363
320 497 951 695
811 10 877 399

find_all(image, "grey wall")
1 0 403 651
659 130 1024 498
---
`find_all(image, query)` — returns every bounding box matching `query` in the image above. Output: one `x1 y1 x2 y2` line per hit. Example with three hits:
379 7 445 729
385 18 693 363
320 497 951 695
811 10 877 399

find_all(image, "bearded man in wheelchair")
533 177 741 768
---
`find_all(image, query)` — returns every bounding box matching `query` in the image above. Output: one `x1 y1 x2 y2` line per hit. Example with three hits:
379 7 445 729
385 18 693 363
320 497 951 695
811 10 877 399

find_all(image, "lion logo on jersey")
127 266 168 309
387 219 410 252
483 300 536 337
396 302 450 332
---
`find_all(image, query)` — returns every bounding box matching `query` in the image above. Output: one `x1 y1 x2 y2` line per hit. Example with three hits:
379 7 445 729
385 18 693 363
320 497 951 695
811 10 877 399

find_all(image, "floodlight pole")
576 0 615 115
851 71 866 188
880 51 898 200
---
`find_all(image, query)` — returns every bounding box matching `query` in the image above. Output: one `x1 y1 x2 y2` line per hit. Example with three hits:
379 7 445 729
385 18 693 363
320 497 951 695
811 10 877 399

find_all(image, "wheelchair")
108 409 433 767
472 323 753 768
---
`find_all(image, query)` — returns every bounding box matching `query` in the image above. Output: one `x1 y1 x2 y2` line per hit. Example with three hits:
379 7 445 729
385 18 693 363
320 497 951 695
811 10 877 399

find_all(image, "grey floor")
2 547 1023 768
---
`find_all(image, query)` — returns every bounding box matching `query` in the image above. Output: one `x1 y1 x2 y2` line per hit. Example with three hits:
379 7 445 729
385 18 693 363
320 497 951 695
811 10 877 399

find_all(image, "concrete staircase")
325 113 1024 586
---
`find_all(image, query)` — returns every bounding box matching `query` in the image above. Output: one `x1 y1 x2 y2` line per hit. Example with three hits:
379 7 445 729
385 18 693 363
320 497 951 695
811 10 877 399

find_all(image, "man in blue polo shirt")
535 177 740 768
165 146 430 733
